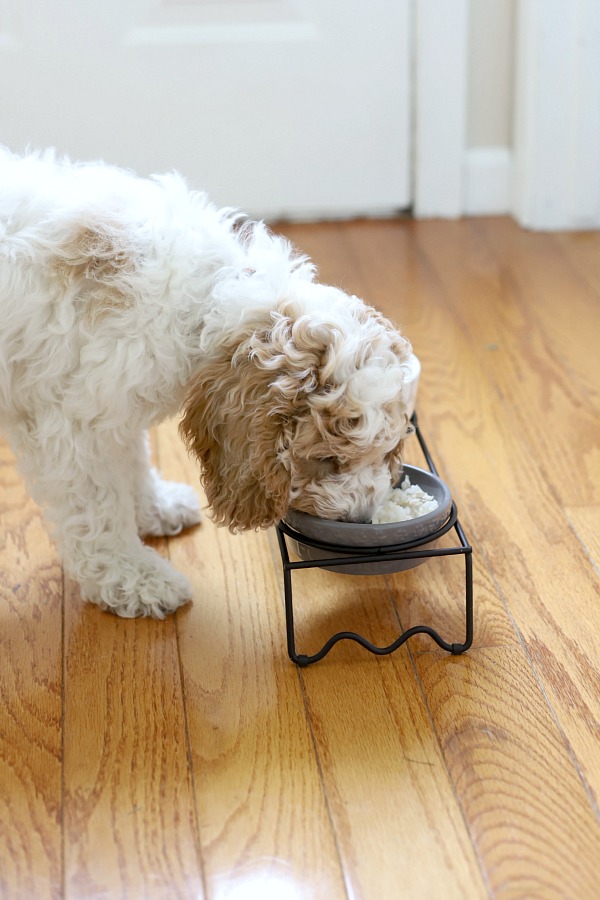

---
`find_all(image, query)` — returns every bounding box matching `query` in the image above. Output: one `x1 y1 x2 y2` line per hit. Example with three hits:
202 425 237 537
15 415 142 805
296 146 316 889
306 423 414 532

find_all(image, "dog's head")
180 279 413 530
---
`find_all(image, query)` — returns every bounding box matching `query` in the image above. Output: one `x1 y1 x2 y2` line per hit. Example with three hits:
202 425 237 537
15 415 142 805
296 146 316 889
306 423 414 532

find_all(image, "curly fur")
0 147 413 618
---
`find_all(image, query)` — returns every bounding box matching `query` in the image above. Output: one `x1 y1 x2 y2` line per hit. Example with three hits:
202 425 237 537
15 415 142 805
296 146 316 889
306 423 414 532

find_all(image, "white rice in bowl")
371 476 439 524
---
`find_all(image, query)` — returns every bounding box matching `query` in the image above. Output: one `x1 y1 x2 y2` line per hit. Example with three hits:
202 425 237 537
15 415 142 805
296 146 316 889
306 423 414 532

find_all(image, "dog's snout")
343 507 373 525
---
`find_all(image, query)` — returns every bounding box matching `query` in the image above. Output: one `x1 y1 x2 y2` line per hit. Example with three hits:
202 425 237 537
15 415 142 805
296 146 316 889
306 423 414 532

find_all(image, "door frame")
413 0 469 218
513 0 600 230
414 0 600 228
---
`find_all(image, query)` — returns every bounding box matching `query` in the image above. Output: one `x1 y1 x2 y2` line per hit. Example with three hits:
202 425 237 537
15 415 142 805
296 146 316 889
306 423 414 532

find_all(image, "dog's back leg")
132 431 202 538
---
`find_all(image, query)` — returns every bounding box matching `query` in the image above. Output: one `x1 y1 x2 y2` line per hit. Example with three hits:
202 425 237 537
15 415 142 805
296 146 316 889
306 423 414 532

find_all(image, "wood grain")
517 228 600 413
278 219 600 895
0 439 63 900
267 544 488 899
158 418 348 900
565 505 600 572
416 648 600 898
400 220 600 801
333 220 522 652
415 218 600 506
2 217 600 898
62 588 203 898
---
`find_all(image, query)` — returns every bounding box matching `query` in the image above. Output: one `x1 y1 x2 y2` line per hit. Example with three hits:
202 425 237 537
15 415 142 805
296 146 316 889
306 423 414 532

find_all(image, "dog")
0 147 414 617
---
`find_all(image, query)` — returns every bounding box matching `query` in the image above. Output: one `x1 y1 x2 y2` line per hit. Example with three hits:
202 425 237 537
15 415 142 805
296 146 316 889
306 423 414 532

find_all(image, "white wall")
414 0 515 219
464 0 515 215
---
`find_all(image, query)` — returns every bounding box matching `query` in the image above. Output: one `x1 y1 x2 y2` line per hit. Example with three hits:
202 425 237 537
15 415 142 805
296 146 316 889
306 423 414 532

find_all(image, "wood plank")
241 228 489 894
157 418 348 900
415 217 600 506
379 219 600 816
416 647 600 897
314 655 488 899
281 219 600 892
280 220 520 652
2 216 600 898
555 229 600 300
62 545 203 896
266 545 488 899
0 438 63 900
565 505 600 572
533 229 600 412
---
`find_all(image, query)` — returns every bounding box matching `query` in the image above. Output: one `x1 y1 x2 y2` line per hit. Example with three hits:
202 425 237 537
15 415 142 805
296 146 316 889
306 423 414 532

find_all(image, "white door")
0 1 412 220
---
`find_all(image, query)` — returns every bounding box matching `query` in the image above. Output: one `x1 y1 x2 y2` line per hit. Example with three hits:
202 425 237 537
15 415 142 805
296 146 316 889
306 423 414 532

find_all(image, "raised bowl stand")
275 412 474 666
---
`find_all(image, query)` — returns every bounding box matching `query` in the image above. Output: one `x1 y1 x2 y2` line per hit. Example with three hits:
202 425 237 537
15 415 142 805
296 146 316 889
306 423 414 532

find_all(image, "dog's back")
0 149 216 428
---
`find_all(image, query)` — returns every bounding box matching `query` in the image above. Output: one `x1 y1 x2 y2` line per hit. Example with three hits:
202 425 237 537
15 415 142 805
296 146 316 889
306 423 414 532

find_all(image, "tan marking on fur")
55 224 136 281
81 284 133 323
53 222 139 320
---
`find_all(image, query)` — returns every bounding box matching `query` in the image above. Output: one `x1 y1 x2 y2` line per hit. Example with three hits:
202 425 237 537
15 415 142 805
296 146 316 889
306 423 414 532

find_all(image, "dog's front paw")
138 476 202 538
82 548 193 618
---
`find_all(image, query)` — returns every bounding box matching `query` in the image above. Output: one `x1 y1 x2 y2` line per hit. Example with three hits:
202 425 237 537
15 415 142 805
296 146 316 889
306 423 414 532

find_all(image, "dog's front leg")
14 422 193 618
132 431 202 538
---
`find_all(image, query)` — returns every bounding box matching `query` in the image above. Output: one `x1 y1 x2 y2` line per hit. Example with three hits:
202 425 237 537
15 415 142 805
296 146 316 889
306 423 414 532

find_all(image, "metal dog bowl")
283 464 453 575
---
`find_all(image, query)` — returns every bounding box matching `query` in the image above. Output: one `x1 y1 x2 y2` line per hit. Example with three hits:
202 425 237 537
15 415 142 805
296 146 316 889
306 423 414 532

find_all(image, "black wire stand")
275 412 473 666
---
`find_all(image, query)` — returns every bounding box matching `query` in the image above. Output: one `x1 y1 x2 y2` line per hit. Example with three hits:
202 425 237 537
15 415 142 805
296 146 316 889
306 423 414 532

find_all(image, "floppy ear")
179 322 295 532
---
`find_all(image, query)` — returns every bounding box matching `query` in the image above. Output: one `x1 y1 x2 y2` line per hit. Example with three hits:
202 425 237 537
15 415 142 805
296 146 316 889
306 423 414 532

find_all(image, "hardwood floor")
1 217 599 898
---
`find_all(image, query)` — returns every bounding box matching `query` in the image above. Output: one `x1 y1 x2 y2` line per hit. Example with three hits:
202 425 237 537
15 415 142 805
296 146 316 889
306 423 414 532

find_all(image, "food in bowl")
371 476 439 524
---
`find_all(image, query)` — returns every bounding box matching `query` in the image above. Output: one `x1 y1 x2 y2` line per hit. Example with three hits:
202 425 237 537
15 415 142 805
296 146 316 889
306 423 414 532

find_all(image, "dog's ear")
180 324 295 532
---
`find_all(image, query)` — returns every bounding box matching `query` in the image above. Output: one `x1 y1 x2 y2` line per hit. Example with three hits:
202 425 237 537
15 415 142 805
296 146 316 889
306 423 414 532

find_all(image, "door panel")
0 1 411 218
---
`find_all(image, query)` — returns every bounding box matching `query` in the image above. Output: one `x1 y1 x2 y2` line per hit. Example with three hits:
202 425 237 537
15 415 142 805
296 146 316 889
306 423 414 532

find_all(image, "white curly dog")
0 148 414 617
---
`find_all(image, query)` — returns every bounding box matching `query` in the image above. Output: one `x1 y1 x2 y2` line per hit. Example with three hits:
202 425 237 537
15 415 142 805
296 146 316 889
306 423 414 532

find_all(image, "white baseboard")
463 147 512 215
